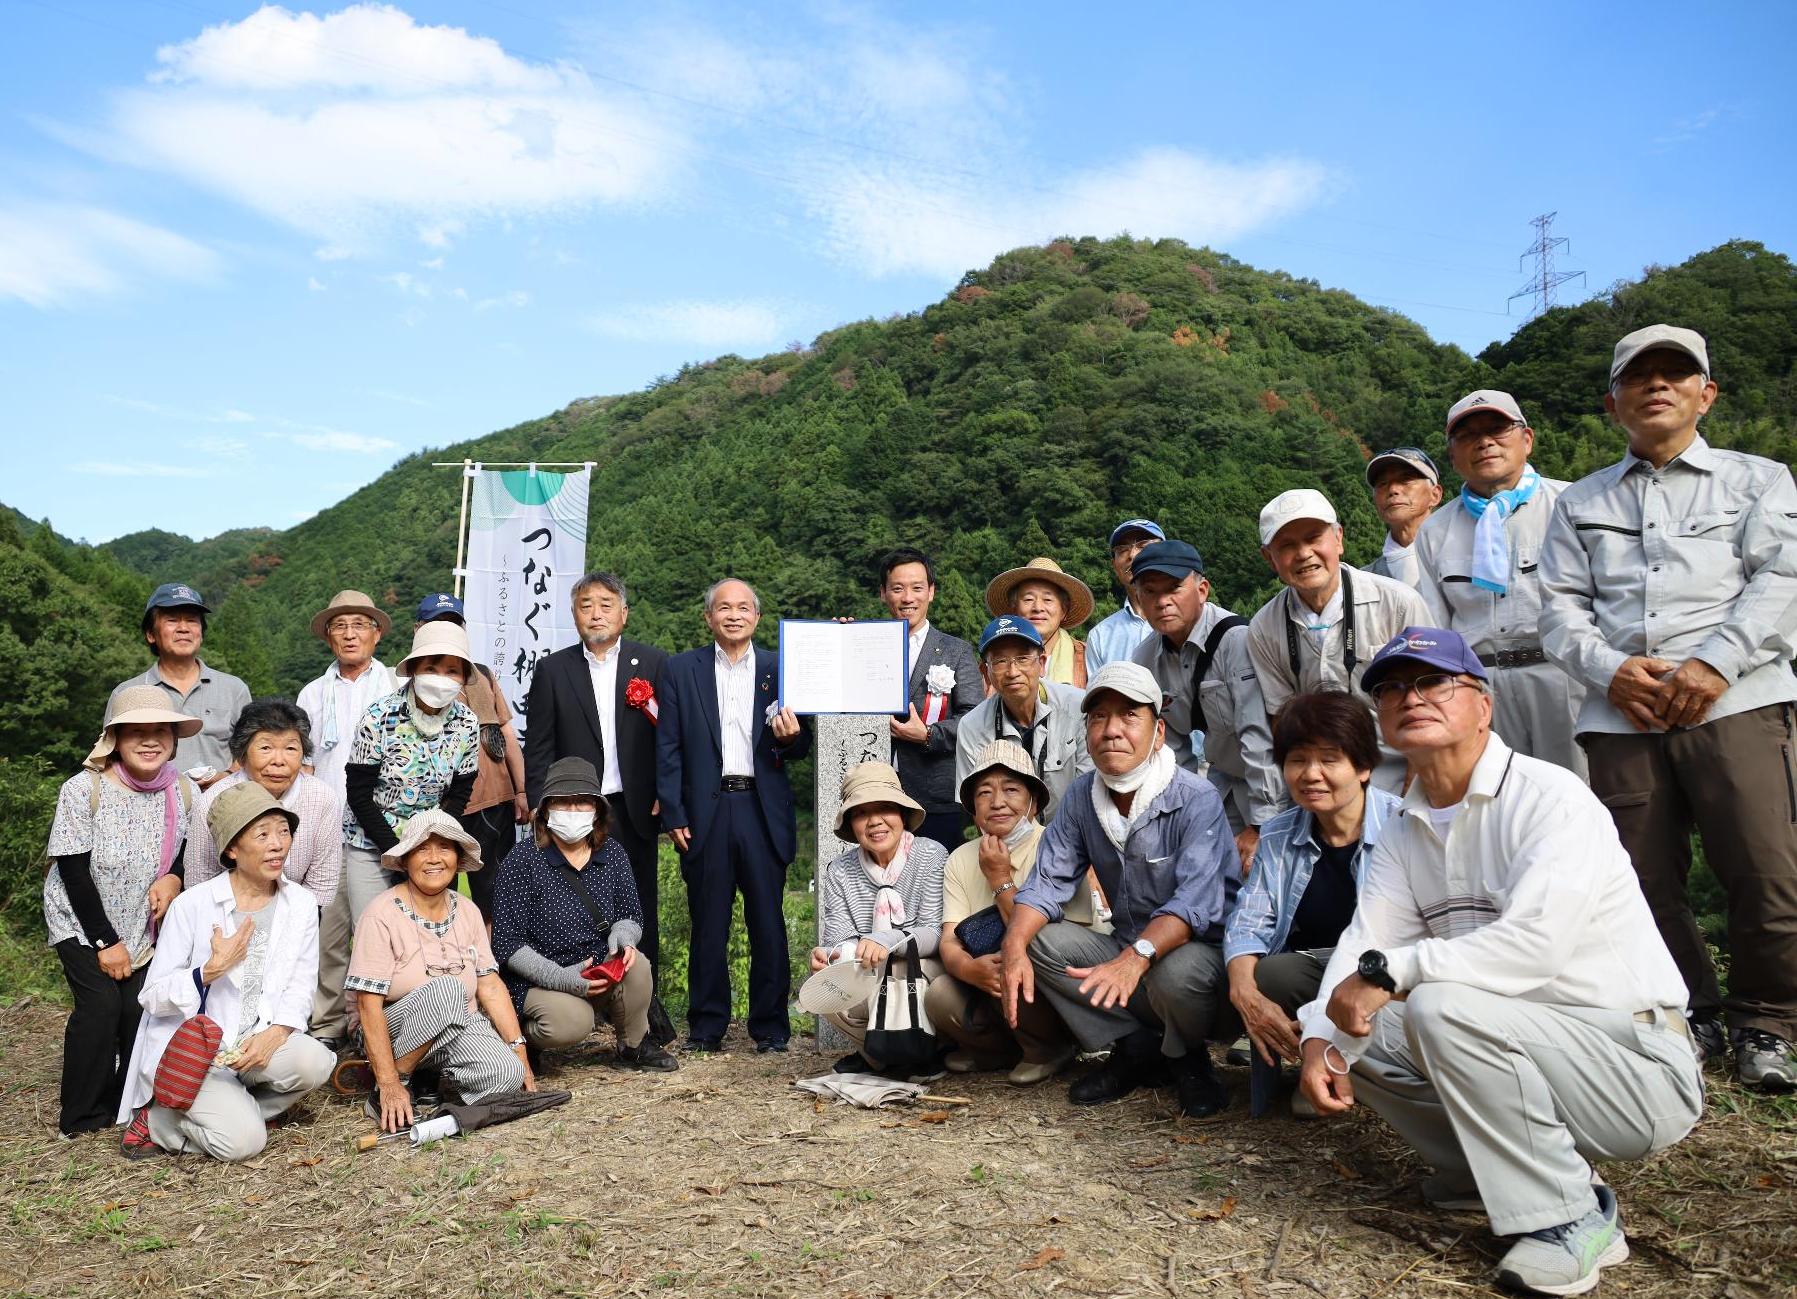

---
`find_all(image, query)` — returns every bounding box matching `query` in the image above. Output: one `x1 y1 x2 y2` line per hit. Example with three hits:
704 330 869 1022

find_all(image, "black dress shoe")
832 1051 871 1074
1068 1052 1147 1106
1174 1056 1229 1118
755 1039 789 1054
685 1037 724 1054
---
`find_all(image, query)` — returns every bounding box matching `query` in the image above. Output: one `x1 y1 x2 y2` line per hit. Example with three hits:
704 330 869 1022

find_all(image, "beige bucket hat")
833 761 925 841
957 738 1050 817
380 807 485 873
309 589 392 640
984 557 1095 627
396 619 475 677
84 685 204 770
208 781 300 869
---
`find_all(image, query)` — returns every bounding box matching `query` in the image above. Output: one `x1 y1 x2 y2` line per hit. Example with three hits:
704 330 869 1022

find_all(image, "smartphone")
583 954 628 983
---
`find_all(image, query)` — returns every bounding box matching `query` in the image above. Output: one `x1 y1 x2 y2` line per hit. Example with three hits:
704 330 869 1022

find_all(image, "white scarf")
860 830 915 932
406 684 447 738
1091 745 1175 854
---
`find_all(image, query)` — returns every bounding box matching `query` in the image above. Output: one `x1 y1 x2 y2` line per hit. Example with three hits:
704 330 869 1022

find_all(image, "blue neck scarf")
1460 466 1540 594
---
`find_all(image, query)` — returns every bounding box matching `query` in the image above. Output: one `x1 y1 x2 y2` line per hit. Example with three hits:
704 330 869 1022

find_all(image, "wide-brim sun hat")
207 782 300 869
536 756 604 811
309 589 393 640
796 959 879 1016
381 807 486 873
957 738 1050 818
397 619 475 677
84 685 204 770
984 557 1096 627
833 761 926 841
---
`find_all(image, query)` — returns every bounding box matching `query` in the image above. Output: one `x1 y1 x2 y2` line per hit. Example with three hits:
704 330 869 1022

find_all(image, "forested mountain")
7 236 1795 749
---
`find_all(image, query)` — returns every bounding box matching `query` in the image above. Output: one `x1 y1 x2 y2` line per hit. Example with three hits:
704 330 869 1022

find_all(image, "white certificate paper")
778 619 910 716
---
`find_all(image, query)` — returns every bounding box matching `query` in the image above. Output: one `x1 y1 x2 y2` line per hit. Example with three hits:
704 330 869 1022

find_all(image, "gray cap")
1610 324 1710 385
1445 390 1526 436
1080 661 1163 715
1365 446 1440 487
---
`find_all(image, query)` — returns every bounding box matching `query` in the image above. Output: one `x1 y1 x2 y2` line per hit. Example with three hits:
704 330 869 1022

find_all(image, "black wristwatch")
1358 949 1396 993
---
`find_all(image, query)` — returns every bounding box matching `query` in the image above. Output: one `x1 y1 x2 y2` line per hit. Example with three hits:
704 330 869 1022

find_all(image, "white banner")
462 465 590 742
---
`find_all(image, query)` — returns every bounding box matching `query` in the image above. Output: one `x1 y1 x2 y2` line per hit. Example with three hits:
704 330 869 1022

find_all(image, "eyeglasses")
1447 422 1525 448
1368 673 1483 708
327 617 376 634
985 654 1041 673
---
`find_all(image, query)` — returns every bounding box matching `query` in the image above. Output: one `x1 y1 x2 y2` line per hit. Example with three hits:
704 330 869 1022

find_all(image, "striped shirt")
819 836 949 957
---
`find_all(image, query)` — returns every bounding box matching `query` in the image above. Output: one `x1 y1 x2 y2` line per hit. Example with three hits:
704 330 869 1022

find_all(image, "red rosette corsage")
625 676 660 724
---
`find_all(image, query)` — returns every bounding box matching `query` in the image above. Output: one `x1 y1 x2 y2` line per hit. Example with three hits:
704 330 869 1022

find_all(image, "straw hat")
957 738 1050 818
208 782 299 869
84 685 204 769
380 808 485 873
984 557 1095 628
796 959 879 1016
396 619 475 676
309 589 392 640
833 761 925 841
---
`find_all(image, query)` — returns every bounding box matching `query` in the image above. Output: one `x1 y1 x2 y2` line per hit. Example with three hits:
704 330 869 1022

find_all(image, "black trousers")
683 790 790 1045
458 803 518 921
607 793 660 975
55 939 146 1135
917 809 967 855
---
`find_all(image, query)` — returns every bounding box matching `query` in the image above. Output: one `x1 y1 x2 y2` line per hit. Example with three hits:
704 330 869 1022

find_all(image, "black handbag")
953 905 1006 958
862 935 937 1075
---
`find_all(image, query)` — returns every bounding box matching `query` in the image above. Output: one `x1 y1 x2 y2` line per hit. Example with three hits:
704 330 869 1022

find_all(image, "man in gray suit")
880 548 985 850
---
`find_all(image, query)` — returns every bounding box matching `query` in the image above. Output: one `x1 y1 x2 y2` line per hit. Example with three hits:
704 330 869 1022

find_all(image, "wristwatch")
1358 949 1396 993
1131 937 1157 964
993 881 1018 897
507 1035 527 1048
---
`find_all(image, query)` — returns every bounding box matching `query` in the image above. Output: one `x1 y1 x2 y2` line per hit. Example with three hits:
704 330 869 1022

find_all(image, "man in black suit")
879 548 984 850
657 578 812 1053
524 572 669 983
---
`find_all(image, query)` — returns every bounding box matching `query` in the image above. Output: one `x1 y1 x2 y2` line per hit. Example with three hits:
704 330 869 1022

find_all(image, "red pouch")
582 955 628 983
154 1014 223 1109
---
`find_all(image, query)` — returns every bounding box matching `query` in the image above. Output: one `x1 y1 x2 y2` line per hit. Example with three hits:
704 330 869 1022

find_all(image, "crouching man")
1298 626 1702 1297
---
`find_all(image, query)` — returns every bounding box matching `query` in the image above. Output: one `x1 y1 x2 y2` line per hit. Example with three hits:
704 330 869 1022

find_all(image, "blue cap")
1108 518 1166 547
978 614 1045 655
1130 539 1204 582
1359 626 1488 695
416 592 465 623
143 582 208 615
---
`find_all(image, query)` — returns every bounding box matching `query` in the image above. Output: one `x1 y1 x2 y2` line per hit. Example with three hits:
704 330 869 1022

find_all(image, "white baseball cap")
1258 488 1339 547
1610 324 1710 385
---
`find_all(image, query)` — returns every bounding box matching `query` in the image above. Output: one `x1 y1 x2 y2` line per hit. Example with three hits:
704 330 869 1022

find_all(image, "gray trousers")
1026 922 1226 1058
1489 660 1586 779
312 843 398 1039
372 977 525 1103
1349 983 1702 1236
147 1032 334 1162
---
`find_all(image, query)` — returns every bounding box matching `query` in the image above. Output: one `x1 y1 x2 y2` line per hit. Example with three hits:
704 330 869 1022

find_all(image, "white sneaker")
1495 1184 1627 1296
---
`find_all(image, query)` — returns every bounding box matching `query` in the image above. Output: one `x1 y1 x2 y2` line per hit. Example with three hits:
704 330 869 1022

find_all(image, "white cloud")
281 428 399 454
587 299 788 348
381 270 430 297
84 3 681 245
72 460 214 478
0 203 219 307
186 435 251 457
313 244 352 261
474 289 529 312
307 275 327 291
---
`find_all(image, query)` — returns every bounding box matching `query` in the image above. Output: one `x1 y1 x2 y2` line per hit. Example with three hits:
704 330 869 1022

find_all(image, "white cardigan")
118 872 319 1120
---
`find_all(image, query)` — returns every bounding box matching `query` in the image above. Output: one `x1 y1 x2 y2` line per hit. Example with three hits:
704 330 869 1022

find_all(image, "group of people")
39 320 1796 1297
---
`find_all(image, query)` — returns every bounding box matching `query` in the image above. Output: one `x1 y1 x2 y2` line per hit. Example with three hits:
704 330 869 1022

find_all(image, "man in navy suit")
524 572 669 984
657 578 813 1052
879 548 983 850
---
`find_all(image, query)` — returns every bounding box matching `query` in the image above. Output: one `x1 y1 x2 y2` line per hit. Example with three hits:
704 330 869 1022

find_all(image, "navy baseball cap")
978 614 1045 655
1359 626 1488 695
1130 539 1204 582
416 592 465 623
1108 518 1166 547
1365 447 1440 488
143 582 209 615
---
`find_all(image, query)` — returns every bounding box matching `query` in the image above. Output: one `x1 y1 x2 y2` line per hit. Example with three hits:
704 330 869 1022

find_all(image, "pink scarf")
859 831 915 933
113 761 182 885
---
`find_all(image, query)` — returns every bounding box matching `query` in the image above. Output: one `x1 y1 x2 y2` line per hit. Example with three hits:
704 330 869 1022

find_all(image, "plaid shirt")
1223 787 1399 962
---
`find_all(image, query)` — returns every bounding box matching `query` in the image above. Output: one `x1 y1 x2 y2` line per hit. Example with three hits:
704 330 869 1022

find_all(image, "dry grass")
1 998 1791 1298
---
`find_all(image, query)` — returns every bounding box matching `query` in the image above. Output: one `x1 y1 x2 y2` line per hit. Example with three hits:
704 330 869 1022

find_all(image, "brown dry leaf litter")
0 1000 1792 1298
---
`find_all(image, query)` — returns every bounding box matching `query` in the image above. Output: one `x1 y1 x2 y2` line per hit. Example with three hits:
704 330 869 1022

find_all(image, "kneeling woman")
491 758 675 1071
811 762 948 1068
347 810 533 1134
119 783 334 1160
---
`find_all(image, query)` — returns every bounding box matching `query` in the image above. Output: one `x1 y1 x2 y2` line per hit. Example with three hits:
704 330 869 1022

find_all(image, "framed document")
778 619 910 716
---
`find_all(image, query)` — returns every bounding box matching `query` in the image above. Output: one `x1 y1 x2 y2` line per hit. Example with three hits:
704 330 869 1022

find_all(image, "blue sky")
3 1 1793 544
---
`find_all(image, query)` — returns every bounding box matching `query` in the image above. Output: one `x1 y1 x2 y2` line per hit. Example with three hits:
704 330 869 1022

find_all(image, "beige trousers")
521 957 654 1050
147 1033 334 1162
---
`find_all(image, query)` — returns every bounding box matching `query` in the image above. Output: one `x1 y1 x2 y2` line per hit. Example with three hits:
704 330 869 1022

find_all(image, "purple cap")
1359 626 1488 696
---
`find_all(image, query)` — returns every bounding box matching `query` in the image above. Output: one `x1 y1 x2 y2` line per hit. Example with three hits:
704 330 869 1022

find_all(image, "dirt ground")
1 1000 1792 1299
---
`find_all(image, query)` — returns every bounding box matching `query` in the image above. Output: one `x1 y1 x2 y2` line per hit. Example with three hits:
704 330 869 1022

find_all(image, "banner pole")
453 457 473 599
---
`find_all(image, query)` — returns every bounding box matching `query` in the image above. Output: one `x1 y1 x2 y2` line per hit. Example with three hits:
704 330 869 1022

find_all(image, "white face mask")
411 673 462 710
546 810 595 842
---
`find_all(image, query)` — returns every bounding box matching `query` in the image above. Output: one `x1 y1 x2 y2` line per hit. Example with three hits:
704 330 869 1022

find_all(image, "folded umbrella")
353 1087 573 1152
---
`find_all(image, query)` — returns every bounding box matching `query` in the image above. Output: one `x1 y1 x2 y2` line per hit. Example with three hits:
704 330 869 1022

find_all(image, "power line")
1508 212 1586 319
